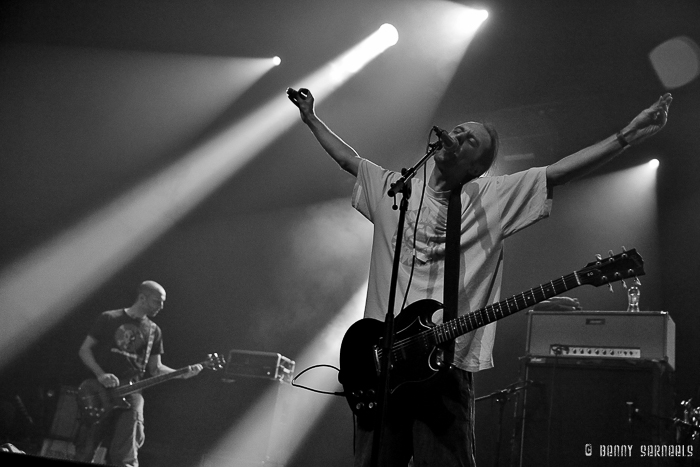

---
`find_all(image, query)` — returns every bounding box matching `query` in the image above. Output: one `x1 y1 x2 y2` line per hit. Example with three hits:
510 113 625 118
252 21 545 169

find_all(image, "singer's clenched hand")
285 86 360 176
622 93 672 145
287 87 315 124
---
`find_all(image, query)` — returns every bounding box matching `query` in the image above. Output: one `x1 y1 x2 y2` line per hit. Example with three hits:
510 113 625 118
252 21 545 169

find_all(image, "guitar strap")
139 320 157 378
442 186 462 366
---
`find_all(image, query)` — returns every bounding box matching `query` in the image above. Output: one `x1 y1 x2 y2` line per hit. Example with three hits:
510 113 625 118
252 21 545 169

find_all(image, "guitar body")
77 379 132 426
339 299 445 419
338 248 645 421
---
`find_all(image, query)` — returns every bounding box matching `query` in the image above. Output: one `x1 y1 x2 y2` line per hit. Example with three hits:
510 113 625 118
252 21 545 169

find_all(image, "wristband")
616 131 630 149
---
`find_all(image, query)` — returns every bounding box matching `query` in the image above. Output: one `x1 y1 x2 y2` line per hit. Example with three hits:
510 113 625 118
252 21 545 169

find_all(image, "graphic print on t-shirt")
112 323 145 361
393 204 447 266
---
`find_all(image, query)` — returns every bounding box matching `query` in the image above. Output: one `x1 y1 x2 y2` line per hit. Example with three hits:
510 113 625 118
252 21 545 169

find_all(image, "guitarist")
75 280 202 467
287 87 672 467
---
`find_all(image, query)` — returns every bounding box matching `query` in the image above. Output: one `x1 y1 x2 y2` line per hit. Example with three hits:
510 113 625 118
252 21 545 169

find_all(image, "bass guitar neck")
77 352 224 425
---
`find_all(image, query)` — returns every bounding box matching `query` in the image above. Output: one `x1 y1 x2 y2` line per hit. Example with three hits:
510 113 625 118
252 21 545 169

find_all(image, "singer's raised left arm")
545 93 672 187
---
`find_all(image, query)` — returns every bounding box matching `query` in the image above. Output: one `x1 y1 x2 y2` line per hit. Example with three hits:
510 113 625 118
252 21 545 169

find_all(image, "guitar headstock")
203 353 226 371
578 248 645 288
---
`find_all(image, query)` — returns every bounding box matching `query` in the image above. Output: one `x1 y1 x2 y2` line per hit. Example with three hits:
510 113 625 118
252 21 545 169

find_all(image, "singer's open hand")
287 87 315 124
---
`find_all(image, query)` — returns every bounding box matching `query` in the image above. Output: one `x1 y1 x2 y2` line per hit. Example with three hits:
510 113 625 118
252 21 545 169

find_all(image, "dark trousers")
75 393 145 467
353 368 477 467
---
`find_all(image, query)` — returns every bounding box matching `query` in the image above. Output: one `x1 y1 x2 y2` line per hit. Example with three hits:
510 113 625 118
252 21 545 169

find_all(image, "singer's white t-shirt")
351 159 552 372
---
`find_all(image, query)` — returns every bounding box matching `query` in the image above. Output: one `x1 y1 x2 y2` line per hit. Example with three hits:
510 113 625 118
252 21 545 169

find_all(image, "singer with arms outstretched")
287 87 671 467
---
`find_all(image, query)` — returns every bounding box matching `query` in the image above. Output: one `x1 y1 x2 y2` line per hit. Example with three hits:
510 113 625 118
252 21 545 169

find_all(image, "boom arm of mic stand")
387 142 441 197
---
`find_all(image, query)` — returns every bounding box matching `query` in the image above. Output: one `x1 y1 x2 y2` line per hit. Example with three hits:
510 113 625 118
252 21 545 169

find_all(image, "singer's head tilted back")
430 121 500 190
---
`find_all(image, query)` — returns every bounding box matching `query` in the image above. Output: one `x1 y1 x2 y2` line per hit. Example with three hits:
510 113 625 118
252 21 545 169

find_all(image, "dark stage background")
2 1 699 466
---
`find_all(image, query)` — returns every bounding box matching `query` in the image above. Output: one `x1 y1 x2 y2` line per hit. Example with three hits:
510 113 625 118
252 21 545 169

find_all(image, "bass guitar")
77 352 225 425
339 248 644 419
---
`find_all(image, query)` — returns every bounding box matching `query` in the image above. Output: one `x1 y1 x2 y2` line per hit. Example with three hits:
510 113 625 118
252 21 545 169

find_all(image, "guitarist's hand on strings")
98 373 120 388
182 364 203 379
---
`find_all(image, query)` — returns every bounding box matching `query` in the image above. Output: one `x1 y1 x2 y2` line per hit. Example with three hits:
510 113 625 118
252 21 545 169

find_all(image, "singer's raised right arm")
287 87 361 177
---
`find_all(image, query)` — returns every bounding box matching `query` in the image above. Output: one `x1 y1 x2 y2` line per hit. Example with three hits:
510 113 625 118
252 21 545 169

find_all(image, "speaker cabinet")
516 358 675 467
40 386 80 461
47 387 80 440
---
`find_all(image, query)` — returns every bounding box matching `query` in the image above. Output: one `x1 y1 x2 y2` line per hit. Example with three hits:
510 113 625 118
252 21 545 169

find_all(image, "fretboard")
431 271 582 345
114 366 191 397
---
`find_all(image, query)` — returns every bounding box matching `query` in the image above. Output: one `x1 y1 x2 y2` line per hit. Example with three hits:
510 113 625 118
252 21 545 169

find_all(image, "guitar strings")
382 273 577 360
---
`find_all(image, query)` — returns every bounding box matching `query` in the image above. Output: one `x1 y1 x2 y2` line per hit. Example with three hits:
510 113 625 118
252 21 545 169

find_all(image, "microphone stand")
370 138 442 467
476 380 536 467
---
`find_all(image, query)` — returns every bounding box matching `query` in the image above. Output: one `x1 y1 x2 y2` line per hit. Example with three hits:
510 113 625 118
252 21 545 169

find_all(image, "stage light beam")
0 24 400 369
204 284 367 466
330 23 398 81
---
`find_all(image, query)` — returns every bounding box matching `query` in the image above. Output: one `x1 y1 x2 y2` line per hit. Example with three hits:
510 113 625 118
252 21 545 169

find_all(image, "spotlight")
446 7 489 38
649 36 700 89
377 23 399 47
272 56 281 66
648 159 660 169
475 9 489 22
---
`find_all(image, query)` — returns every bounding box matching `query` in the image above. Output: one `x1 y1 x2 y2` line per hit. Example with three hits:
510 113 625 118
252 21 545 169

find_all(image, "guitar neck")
114 365 192 398
432 271 582 345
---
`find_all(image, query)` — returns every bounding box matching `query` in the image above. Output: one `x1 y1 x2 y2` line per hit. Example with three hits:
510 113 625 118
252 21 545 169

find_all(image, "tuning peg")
620 246 628 258
634 276 641 286
621 279 628 289
608 283 614 293
609 250 615 258
595 254 602 260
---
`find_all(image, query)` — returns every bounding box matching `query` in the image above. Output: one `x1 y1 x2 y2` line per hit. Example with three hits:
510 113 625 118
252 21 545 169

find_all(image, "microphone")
432 126 459 153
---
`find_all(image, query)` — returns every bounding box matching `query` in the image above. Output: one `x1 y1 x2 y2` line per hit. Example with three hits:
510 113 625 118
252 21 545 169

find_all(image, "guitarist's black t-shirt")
88 309 164 382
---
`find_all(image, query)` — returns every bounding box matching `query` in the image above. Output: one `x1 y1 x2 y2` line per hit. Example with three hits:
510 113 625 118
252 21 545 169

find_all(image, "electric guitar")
77 352 225 425
338 249 645 419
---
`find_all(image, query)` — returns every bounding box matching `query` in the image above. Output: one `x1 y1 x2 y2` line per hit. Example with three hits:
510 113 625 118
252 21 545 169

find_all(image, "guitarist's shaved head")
136 281 165 301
